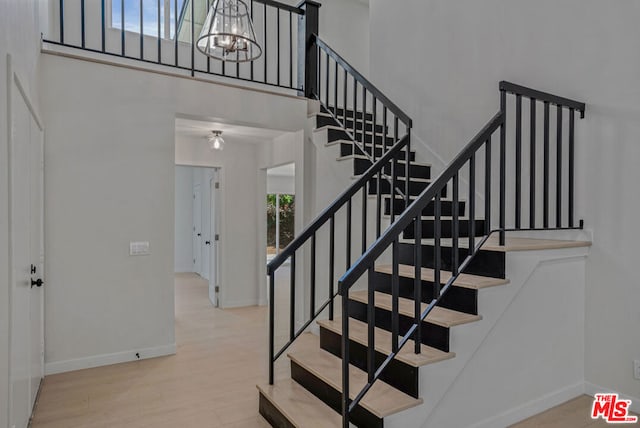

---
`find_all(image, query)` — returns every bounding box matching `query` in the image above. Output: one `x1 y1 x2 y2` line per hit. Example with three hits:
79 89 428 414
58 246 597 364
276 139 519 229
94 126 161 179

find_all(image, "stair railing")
336 82 586 427
267 35 413 385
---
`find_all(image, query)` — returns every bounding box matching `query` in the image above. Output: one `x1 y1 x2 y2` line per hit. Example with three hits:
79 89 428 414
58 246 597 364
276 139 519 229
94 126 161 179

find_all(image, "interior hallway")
29 273 632 427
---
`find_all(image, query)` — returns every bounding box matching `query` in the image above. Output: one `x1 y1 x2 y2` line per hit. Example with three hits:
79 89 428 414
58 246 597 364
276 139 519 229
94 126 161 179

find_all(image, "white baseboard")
468 382 585 428
221 298 260 308
44 343 176 375
584 381 640 414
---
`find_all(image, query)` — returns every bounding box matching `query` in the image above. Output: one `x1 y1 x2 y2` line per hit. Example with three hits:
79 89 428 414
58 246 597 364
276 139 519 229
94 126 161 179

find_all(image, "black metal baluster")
263 2 267 82
353 83 358 141
290 253 296 340
157 0 162 63
391 238 399 353
329 215 335 320
343 69 347 122
515 94 522 229
190 0 194 76
568 108 575 227
556 106 563 228
543 101 550 228
414 217 422 354
174 0 178 66
452 173 459 275
391 146 397 223
372 99 377 162
60 0 65 44
530 98 536 228
376 169 382 238
121 0 125 56
250 0 254 80
289 11 293 87
341 291 350 428
405 128 411 209
316 47 320 99
499 89 506 245
346 199 352 268
276 8 280 85
484 138 491 235
101 0 106 52
269 271 275 384
469 155 476 254
362 187 367 253
310 233 316 317
139 0 144 58
362 88 367 155
383 108 388 156
334 61 338 114
367 265 375 382
81 0 85 48
434 193 442 298
325 52 330 106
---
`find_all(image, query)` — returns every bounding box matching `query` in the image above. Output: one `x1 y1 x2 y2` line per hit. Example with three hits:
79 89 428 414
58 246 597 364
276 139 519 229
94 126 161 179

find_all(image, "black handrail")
336 82 586 427
500 81 586 117
313 35 412 127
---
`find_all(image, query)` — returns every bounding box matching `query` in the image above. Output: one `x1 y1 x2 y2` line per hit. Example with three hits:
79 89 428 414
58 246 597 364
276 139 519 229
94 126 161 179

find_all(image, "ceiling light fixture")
197 0 262 62
208 130 225 151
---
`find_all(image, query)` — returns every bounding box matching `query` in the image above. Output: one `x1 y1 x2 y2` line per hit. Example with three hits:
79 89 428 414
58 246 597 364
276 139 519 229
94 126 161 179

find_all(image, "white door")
9 65 44 428
192 185 202 275
208 172 220 306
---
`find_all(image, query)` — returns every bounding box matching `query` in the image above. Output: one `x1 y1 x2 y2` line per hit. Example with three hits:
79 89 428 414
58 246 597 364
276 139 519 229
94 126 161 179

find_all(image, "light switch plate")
129 241 150 256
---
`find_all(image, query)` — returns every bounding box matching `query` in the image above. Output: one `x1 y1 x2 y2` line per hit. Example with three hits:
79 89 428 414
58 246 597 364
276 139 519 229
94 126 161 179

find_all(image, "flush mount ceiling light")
197 0 262 62
208 130 225 150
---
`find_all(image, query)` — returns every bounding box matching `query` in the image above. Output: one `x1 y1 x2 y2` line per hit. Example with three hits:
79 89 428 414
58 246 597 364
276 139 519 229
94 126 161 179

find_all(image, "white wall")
267 174 295 195
40 53 307 373
370 0 640 406
318 0 370 75
174 166 193 273
0 0 45 425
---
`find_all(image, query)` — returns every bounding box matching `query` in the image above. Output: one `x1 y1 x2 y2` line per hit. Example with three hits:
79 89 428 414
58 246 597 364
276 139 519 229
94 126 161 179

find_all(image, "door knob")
197 233 202 237
31 278 43 288
205 241 211 245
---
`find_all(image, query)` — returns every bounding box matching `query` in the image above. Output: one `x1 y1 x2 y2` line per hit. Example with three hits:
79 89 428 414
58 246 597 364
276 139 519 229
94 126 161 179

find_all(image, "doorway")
175 166 221 307
266 163 296 262
7 57 45 428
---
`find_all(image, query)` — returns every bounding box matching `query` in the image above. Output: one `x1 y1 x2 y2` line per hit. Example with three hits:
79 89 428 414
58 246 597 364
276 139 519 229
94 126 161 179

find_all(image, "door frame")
6 53 45 427
175 164 225 306
208 170 220 307
192 184 202 276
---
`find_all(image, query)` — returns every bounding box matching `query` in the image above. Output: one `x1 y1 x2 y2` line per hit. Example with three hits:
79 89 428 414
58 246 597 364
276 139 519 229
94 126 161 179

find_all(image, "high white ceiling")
175 117 290 144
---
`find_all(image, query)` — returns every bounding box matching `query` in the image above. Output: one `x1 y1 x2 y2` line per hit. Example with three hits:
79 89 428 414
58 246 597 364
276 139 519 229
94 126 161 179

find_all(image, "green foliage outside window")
267 194 295 254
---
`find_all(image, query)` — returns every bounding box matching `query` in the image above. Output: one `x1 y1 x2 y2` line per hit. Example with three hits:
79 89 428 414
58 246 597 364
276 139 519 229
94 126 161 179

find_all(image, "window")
111 0 188 39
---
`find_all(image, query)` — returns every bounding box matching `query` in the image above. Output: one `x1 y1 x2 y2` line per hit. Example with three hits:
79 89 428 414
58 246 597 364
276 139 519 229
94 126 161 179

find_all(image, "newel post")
297 1 321 98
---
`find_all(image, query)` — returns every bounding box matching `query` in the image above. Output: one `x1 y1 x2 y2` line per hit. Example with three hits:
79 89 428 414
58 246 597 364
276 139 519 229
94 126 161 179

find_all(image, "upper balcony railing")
44 0 323 92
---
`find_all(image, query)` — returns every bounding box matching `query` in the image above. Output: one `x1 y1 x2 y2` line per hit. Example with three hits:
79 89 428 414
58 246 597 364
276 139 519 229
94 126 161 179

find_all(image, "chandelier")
197 0 262 62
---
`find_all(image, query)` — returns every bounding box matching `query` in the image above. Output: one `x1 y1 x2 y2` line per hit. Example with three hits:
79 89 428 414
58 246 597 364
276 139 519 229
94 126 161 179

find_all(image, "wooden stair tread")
288 334 423 418
375 264 509 290
400 236 591 252
257 379 341 428
480 236 592 252
349 290 482 327
317 318 454 367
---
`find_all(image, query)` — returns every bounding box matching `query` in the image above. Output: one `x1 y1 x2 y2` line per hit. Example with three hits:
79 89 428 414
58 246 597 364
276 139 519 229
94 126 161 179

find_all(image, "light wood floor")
30 273 635 427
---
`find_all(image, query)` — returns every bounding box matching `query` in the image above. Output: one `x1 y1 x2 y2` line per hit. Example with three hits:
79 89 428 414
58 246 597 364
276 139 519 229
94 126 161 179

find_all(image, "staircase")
259 34 588 428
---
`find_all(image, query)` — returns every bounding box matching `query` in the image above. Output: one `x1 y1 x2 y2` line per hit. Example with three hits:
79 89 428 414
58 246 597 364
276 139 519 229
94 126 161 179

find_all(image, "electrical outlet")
634 360 640 380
